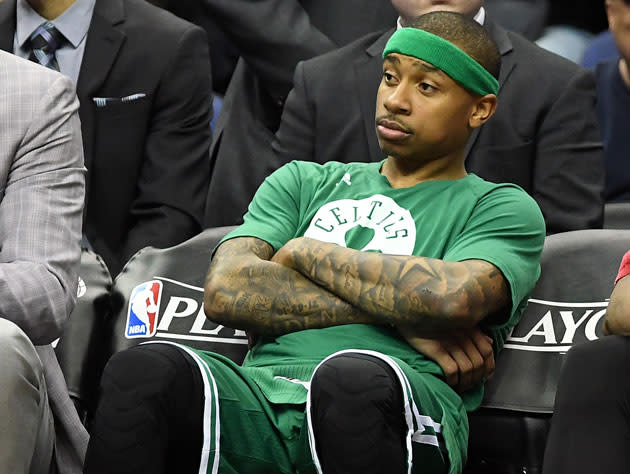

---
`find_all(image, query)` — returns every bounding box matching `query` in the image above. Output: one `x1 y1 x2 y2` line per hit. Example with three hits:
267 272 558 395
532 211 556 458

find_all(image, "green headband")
383 28 499 96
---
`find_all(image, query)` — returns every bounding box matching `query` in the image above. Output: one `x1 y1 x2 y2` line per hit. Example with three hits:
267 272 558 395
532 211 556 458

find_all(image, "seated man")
84 12 545 474
542 249 630 473
0 51 86 473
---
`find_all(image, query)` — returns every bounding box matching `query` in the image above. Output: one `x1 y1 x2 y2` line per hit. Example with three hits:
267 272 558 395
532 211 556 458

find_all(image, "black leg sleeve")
84 343 205 474
542 336 630 474
310 353 408 474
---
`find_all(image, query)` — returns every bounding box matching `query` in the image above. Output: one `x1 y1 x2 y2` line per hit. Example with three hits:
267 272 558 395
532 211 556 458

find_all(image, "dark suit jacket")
0 0 213 275
145 0 239 94
202 0 398 227
270 21 604 234
484 0 549 40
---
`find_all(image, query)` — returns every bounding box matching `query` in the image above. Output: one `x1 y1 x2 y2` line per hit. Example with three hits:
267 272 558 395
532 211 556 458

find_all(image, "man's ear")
605 0 615 28
469 94 498 129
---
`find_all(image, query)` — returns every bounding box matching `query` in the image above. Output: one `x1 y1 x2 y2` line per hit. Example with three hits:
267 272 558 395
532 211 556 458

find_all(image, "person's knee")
87 344 204 474
563 336 628 377
0 318 36 357
554 336 630 410
99 343 192 401
0 318 43 390
309 353 407 473
310 352 403 412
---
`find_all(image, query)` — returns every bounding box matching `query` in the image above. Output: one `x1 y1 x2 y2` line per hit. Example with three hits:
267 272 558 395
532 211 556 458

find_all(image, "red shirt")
615 250 630 284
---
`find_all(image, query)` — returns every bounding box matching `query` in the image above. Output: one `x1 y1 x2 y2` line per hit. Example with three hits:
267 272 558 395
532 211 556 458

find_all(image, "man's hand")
399 327 495 393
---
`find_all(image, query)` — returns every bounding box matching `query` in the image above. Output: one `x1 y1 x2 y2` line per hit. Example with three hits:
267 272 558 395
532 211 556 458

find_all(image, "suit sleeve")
272 60 317 164
532 67 604 233
0 74 85 345
121 24 213 265
201 0 336 102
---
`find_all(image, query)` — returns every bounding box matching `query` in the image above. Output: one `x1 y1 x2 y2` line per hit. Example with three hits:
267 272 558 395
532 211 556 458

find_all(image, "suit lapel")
355 29 393 162
464 19 515 160
0 0 17 53
76 0 126 101
76 0 125 183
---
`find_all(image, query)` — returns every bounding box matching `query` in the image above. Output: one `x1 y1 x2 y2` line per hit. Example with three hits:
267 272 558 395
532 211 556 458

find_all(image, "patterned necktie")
28 21 64 71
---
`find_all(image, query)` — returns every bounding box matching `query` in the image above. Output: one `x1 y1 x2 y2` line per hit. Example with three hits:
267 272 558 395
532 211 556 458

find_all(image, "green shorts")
160 343 466 474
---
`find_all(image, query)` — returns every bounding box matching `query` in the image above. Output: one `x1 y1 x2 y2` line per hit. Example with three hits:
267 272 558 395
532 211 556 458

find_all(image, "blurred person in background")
594 0 630 202
536 0 608 63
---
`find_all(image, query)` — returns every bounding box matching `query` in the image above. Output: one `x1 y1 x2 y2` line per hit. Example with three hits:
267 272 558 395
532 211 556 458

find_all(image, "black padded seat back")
604 202 630 229
55 249 113 422
108 225 248 364
483 229 630 413
466 229 630 474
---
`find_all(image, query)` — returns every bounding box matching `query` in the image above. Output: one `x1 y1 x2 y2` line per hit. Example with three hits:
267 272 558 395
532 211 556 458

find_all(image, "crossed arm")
205 236 509 333
204 237 372 334
205 236 510 390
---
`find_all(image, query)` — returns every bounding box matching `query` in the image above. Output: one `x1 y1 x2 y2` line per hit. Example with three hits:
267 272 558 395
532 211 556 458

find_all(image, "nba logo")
125 280 163 339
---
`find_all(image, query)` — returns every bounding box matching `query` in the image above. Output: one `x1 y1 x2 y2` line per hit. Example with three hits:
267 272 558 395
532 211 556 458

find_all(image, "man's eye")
420 82 435 92
383 72 397 83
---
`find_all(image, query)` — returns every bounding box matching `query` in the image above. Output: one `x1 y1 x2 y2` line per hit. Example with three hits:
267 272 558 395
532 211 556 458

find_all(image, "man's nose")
384 83 411 115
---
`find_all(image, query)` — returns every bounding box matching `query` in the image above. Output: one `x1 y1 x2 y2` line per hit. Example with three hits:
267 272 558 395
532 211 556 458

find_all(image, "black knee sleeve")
310 353 407 474
84 343 204 474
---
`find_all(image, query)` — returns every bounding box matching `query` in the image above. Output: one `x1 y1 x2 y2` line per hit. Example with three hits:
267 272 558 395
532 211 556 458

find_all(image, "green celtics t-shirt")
222 160 545 410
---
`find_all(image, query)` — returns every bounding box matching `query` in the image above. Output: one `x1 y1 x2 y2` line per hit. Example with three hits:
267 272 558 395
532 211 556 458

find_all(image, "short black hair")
407 11 501 80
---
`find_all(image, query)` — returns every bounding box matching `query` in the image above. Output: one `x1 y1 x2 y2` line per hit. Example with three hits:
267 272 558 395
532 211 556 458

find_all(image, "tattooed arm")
204 236 375 336
273 236 511 333
205 234 503 388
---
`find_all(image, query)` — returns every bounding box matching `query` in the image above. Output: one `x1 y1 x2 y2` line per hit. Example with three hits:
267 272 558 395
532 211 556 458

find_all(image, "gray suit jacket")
0 51 88 473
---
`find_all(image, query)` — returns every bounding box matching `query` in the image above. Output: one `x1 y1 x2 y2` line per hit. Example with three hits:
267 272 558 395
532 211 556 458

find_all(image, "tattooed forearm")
279 237 510 332
204 237 373 336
